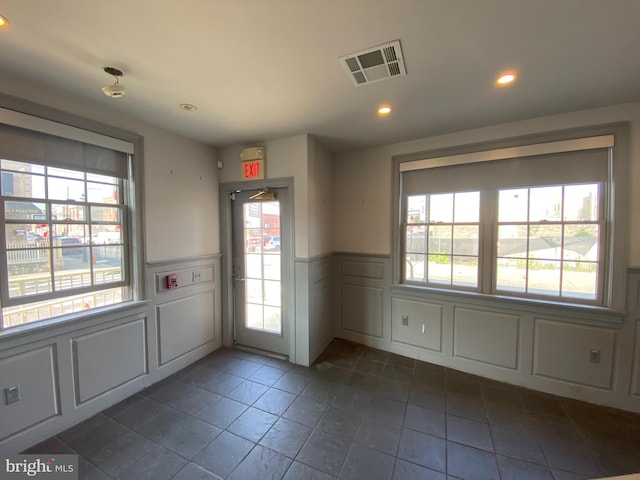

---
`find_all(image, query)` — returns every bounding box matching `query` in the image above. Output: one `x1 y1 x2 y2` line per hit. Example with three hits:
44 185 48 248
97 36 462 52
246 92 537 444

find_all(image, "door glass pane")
263 254 280 280
246 279 263 304
243 200 282 334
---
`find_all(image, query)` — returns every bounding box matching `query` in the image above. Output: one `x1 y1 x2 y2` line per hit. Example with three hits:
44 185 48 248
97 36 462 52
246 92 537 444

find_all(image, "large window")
0 117 135 330
399 134 619 308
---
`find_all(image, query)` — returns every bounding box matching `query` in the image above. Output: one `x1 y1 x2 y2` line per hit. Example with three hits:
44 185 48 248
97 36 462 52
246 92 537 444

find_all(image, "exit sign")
241 159 264 181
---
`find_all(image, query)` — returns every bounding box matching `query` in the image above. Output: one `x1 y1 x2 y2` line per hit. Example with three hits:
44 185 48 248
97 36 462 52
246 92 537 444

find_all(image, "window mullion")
480 189 494 294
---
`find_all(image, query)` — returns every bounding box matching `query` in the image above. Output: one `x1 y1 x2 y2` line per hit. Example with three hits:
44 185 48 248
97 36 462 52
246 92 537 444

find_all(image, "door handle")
233 276 245 282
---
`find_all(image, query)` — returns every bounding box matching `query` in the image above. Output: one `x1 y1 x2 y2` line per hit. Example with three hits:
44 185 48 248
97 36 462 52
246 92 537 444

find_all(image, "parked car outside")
266 235 281 250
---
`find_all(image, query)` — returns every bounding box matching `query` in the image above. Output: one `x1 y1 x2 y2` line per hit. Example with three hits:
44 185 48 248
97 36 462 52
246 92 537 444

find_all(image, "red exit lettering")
242 160 264 180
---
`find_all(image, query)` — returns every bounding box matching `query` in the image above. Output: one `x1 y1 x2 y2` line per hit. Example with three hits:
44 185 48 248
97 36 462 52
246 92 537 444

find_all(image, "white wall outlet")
5 385 20 404
401 315 409 326
192 271 202 282
589 349 601 364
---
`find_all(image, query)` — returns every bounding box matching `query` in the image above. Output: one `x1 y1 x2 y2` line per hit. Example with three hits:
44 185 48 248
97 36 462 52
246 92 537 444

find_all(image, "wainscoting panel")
147 255 222 372
337 255 390 343
157 291 215 365
340 260 384 279
0 345 58 441
453 307 520 369
73 317 147 404
340 284 383 338
533 319 616 389
335 254 639 413
308 257 335 362
391 298 442 352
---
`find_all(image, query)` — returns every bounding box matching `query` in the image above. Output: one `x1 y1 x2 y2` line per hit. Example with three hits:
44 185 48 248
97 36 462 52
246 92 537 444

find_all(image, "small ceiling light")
0 15 9 27
496 72 517 86
101 66 126 98
377 105 392 116
179 103 198 112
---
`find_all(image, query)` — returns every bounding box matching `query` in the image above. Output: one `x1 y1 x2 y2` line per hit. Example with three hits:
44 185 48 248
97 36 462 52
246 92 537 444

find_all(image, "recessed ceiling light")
179 103 198 112
0 15 9 27
496 72 517 85
377 105 392 116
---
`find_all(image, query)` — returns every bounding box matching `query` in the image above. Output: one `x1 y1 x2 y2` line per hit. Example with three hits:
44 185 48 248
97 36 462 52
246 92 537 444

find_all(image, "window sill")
0 300 150 344
390 284 625 325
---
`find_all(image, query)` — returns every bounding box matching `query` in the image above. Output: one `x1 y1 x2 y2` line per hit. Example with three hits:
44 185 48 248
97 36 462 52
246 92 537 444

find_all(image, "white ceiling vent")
339 40 406 87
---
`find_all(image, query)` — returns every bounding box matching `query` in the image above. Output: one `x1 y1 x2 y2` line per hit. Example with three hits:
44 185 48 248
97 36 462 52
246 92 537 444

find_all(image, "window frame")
0 97 145 333
1 163 129 308
403 190 483 291
392 124 629 314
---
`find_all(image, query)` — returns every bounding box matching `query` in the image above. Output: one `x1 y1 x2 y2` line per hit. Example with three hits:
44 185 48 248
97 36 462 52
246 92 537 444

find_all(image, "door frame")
219 177 296 362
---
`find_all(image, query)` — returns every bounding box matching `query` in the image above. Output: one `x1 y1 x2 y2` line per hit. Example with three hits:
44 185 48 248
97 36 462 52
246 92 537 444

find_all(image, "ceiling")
0 0 639 153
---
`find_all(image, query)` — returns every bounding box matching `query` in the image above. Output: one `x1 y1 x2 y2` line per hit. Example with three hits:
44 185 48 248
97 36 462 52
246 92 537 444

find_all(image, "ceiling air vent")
339 40 406 87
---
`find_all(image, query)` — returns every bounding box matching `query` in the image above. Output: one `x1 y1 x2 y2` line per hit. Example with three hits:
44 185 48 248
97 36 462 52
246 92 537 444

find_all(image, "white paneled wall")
72 318 148 403
0 256 221 453
453 308 520 370
337 254 640 413
533 319 615 389
0 345 58 441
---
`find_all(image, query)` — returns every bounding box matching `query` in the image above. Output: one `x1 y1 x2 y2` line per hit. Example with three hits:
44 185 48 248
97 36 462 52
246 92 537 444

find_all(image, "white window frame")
0 102 145 332
393 125 629 314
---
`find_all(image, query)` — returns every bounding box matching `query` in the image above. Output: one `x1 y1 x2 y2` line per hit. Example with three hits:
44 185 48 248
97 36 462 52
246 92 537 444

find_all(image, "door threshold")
233 343 289 361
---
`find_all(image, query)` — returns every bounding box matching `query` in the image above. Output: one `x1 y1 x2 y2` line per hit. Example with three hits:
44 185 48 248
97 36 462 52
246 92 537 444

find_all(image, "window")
0 116 136 330
495 184 601 300
405 191 480 288
398 134 620 308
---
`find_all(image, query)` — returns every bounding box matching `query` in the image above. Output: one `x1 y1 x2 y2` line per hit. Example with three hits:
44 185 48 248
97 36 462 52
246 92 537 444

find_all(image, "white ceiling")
0 0 639 153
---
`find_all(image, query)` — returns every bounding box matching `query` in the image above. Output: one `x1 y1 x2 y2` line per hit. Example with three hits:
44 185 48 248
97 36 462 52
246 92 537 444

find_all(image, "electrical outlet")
401 315 409 326
589 349 601 364
192 271 202 282
5 385 20 405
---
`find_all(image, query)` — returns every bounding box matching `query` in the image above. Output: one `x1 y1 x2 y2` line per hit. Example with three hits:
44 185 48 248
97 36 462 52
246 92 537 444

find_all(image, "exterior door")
231 188 289 356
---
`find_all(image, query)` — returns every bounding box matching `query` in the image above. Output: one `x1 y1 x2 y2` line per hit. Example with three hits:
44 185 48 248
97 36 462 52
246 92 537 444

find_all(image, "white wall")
308 136 334 258
0 70 220 262
333 101 640 263
143 132 219 261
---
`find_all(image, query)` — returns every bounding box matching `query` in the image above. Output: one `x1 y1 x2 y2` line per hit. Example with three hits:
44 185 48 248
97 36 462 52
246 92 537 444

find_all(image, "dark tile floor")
25 338 640 479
